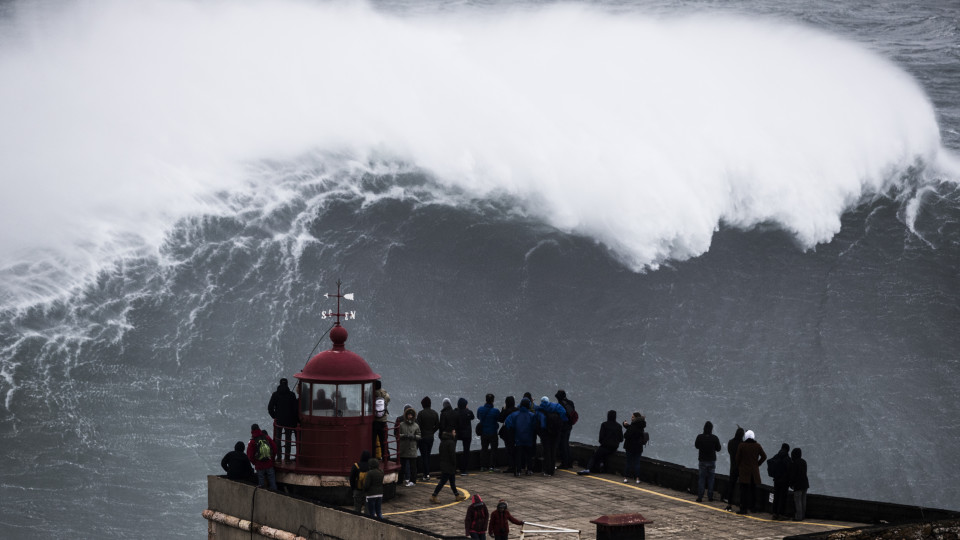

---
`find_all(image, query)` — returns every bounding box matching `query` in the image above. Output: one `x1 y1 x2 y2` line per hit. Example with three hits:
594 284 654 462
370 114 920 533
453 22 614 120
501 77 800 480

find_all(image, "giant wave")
0 0 955 305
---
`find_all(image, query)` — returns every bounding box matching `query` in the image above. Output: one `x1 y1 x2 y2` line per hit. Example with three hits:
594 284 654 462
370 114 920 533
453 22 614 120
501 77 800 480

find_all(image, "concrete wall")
206 476 445 540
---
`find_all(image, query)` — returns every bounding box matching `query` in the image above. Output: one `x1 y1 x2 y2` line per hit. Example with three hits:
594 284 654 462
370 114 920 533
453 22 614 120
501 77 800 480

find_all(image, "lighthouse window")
339 384 362 417
299 382 312 414
313 383 337 416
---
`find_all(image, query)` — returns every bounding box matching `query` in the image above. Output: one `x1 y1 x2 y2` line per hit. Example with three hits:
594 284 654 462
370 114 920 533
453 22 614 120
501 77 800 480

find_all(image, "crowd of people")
220 379 812 534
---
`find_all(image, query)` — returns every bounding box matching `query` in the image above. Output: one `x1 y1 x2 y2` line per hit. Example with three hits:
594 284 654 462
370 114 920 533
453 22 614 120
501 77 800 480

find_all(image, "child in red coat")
487 499 524 540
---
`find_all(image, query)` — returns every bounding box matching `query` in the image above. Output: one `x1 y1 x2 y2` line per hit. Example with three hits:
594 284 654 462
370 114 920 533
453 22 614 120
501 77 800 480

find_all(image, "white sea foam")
0 0 953 302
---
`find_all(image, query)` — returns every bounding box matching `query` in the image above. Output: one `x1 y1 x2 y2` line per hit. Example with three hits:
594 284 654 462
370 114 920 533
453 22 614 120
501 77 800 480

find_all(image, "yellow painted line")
384 484 471 516
558 470 848 529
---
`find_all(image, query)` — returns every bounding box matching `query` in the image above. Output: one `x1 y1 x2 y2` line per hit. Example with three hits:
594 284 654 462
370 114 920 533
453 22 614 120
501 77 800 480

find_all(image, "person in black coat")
267 378 299 461
578 410 623 475
622 412 646 483
724 426 744 511
694 421 722 502
770 443 793 520
790 447 810 521
497 396 518 473
455 397 475 476
221 441 256 482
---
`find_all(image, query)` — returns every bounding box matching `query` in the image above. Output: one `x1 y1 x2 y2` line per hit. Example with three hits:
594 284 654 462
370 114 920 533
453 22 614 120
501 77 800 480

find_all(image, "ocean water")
0 0 958 537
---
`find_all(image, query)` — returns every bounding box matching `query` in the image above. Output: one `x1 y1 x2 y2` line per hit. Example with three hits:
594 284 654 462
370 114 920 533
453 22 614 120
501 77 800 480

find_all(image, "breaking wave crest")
0 0 956 304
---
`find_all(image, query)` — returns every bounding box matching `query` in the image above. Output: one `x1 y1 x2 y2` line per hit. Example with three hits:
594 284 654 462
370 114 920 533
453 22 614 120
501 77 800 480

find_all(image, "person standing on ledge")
476 394 501 472
267 378 299 462
723 426 745 511
246 423 278 490
694 420 722 502
555 390 578 469
734 429 766 515
790 447 810 521
416 396 440 480
362 457 384 519
769 442 793 520
622 412 646 483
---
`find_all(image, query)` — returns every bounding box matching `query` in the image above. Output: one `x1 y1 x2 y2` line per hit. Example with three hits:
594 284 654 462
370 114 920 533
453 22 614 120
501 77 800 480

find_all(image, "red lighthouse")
274 283 398 503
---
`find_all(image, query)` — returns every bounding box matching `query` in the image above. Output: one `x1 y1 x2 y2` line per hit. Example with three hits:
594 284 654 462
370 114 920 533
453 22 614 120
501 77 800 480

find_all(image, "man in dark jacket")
694 421 722 502
769 443 793 520
431 429 467 503
578 410 623 475
455 397 475 476
790 447 809 521
724 426 745 511
476 394 501 472
416 396 440 480
622 412 646 483
555 390 577 469
221 441 256 482
267 378 299 462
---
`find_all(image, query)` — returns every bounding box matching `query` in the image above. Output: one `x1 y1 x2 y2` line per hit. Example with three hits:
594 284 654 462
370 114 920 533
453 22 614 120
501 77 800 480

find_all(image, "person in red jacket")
465 493 489 539
246 423 278 490
488 499 524 540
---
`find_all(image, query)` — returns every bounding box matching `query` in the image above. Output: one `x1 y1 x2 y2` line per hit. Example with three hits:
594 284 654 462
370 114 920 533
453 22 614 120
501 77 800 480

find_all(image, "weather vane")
320 279 356 324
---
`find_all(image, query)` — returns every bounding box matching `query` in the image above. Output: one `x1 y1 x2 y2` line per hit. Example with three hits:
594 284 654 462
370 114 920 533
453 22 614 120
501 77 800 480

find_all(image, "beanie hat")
442 397 452 408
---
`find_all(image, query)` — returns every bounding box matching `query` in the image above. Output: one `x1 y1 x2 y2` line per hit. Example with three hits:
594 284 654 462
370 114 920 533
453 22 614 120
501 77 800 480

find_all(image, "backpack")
643 431 650 445
375 397 386 418
562 400 579 426
254 435 272 461
353 463 367 490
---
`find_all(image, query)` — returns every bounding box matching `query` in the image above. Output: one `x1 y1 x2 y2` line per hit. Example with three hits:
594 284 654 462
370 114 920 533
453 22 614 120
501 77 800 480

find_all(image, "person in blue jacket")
535 396 567 476
476 393 501 472
504 397 543 476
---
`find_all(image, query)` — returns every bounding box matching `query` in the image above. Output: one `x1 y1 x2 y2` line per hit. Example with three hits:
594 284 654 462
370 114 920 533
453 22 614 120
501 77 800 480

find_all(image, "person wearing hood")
734 429 766 515
397 405 422 486
488 499 524 540
267 378 299 462
246 423 278 490
555 389 577 469
416 396 440 480
769 442 793 520
497 396 518 473
536 396 567 476
504 397 542 476
221 441 256 483
622 412 647 484
431 412 467 503
790 447 809 521
476 394 501 472
724 426 745 511
349 450 371 514
362 457 384 519
694 421 722 502
456 397 476 476
578 410 623 476
464 493 489 539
